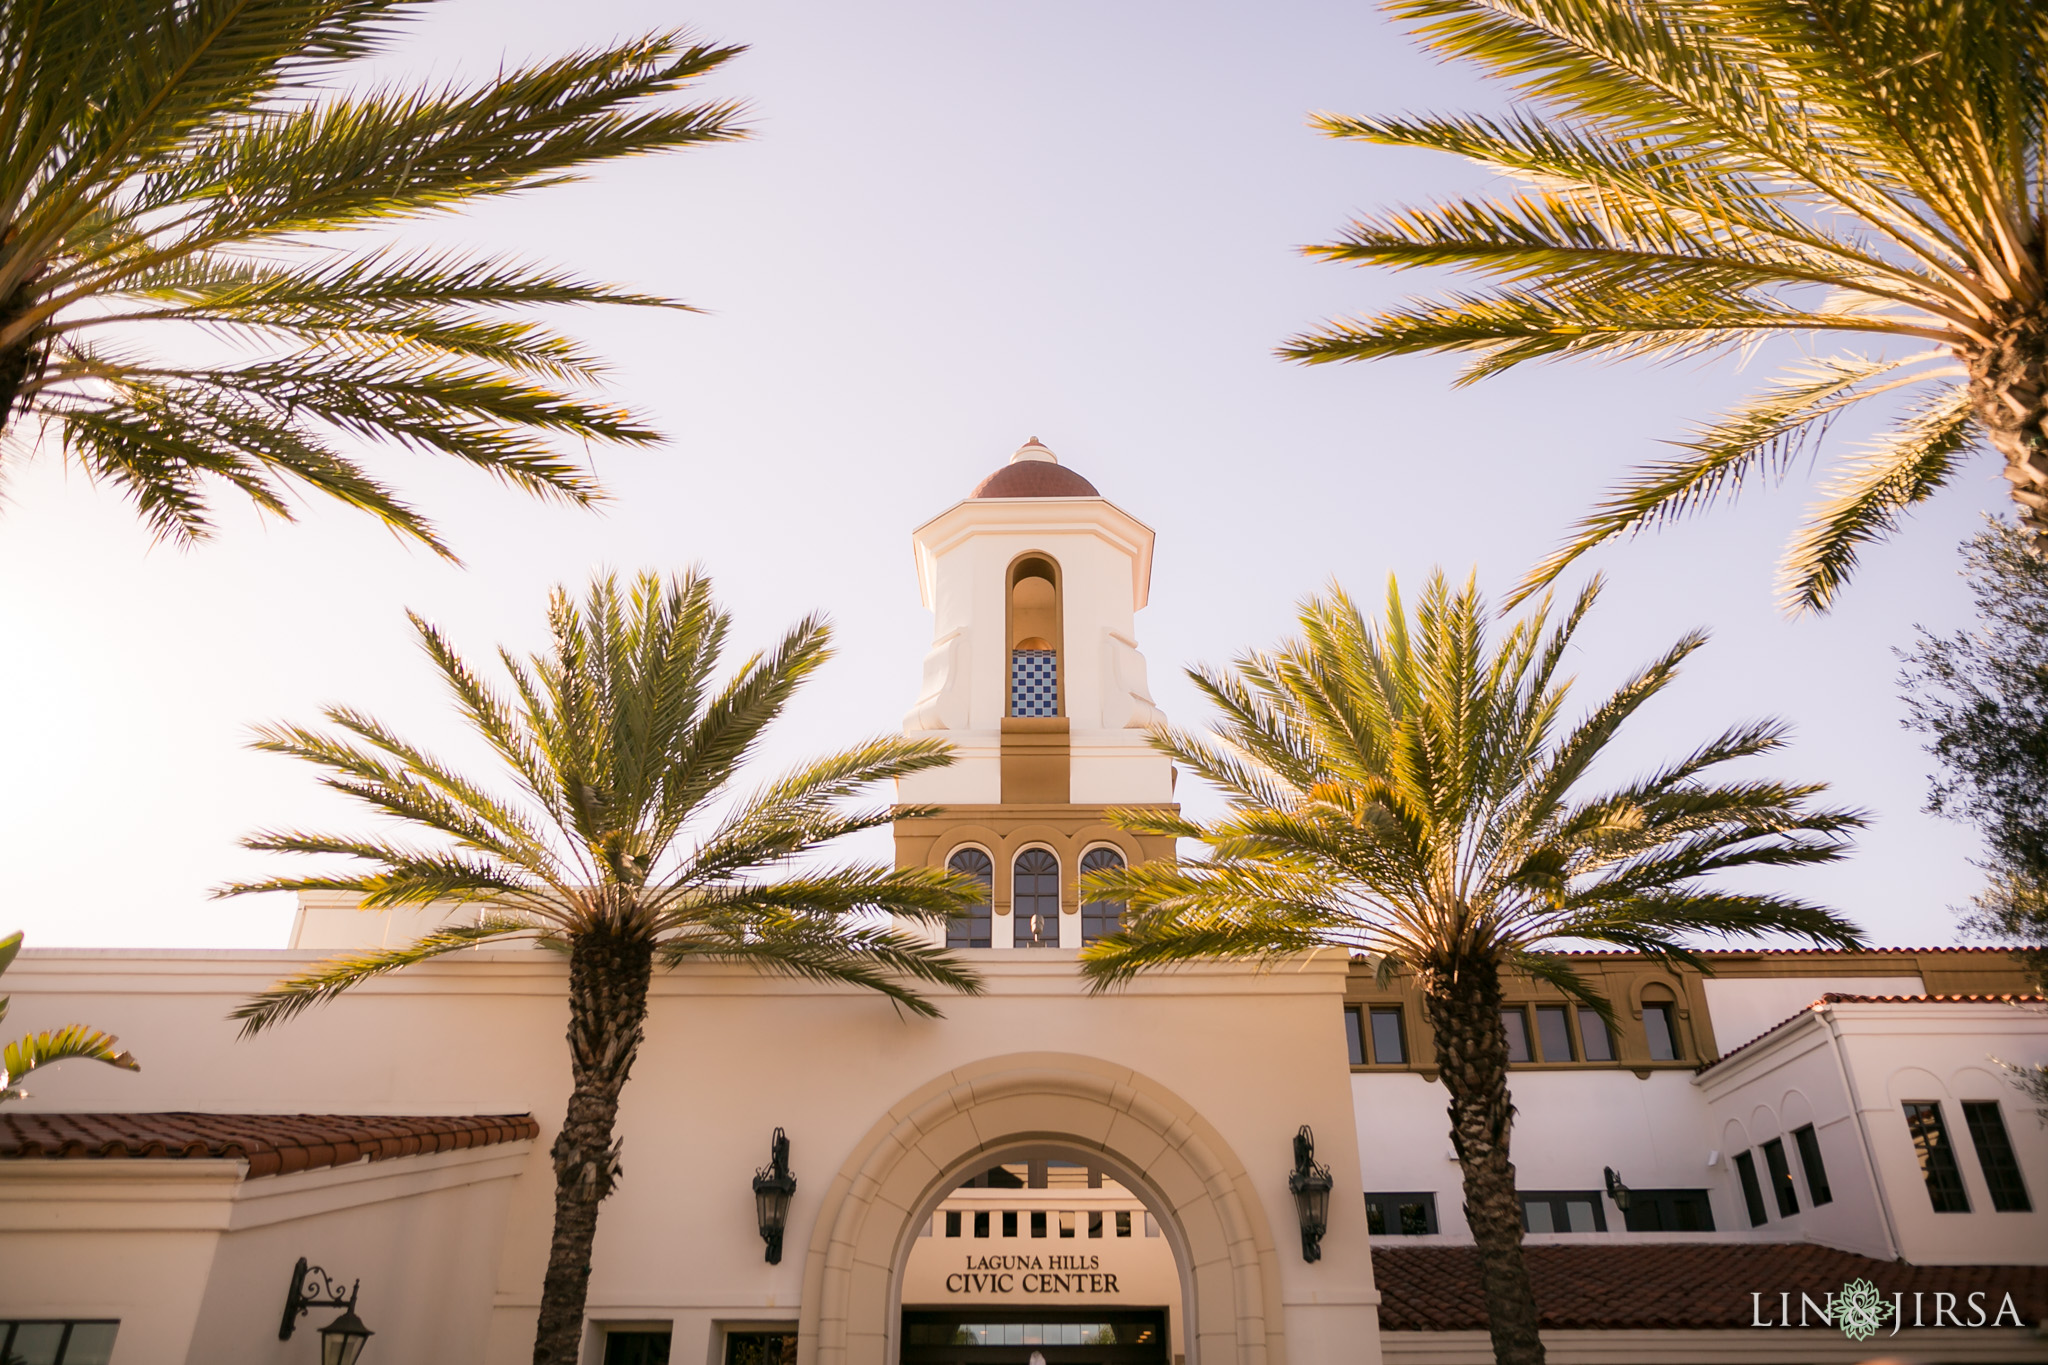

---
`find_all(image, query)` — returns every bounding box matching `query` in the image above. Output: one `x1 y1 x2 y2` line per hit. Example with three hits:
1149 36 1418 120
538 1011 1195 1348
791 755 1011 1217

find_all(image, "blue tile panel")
1011 649 1058 717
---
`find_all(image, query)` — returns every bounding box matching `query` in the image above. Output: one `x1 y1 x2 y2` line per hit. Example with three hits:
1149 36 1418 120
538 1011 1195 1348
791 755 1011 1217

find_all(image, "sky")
0 0 2004 950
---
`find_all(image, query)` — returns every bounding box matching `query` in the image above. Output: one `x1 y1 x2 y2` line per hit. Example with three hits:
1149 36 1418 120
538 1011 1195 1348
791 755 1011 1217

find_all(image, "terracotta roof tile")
969 462 1099 499
1372 1244 2048 1332
0 1112 538 1178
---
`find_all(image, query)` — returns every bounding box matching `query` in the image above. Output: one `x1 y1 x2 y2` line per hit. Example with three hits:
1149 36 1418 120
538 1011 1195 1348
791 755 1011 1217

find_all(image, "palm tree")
0 930 139 1102
1078 572 1865 1365
1285 0 2047 613
223 570 984 1365
1 0 746 557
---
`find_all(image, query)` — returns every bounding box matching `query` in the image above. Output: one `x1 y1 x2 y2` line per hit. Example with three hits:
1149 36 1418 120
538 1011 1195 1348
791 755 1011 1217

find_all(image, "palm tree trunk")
1421 960 1544 1365
532 930 654 1365
1969 311 2048 541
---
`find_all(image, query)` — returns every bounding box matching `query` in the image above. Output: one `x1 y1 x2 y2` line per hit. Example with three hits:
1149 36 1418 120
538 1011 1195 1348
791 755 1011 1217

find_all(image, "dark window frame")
1642 999 1681 1061
724 1331 797 1365
1534 1004 1575 1062
0 1322 121 1365
1577 1007 1615 1062
1962 1101 2032 1213
1903 1102 1972 1213
1761 1137 1800 1218
1518 1189 1607 1233
1734 1150 1770 1226
1791 1124 1833 1206
1370 1007 1408 1064
1619 1188 1716 1232
1079 846 1127 944
945 847 994 949
1501 1007 1533 1064
1012 847 1060 948
1364 1190 1440 1236
1343 1006 1367 1066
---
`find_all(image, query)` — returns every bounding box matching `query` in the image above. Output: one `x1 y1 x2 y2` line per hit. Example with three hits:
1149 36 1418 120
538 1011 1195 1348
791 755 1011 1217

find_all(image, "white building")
3 442 2045 1365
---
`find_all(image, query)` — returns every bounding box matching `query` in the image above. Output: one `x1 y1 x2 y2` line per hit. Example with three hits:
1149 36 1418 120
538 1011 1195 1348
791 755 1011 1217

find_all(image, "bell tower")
894 440 1178 951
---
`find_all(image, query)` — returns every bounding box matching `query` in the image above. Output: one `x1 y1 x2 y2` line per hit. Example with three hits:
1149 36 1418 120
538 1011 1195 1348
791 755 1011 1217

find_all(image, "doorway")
901 1308 1167 1365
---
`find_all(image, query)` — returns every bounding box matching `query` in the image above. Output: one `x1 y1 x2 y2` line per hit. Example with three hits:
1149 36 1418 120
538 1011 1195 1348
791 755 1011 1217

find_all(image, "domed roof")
969 438 1099 499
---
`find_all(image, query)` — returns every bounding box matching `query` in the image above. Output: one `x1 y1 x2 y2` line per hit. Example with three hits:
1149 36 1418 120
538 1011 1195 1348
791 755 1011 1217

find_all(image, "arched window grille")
945 848 993 948
1079 846 1127 944
1012 848 1060 948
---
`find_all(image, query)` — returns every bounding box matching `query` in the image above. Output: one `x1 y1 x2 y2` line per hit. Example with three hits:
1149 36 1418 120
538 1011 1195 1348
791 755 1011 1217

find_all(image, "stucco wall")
6 946 1376 1365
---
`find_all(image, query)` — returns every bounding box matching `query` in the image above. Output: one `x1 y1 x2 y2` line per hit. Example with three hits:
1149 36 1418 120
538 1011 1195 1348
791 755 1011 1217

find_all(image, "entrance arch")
795 1053 1287 1365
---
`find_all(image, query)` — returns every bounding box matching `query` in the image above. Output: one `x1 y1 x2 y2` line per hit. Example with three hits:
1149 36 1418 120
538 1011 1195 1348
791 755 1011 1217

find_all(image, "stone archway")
795 1053 1287 1365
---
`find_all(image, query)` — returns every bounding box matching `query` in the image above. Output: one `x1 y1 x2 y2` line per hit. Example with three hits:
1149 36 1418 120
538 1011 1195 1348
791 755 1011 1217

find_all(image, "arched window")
1012 847 1060 948
945 848 993 948
1008 556 1061 717
1080 846 1126 944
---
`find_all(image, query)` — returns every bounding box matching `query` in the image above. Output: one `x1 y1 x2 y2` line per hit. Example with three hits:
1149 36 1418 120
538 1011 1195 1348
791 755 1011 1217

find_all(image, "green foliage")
221 569 986 1032
1078 571 1867 999
0 0 748 557
0 930 140 1102
1899 518 2048 990
1287 0 2048 611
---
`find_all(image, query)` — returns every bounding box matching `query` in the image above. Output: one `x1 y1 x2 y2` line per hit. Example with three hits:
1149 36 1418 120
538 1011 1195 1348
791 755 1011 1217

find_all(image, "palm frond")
231 915 534 1036
1512 354 1958 605
2 1024 140 1099
1778 385 1981 613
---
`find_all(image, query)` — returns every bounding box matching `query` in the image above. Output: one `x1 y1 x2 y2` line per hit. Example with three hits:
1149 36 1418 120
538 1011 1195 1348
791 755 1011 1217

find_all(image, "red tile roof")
1697 993 2048 1074
1373 1244 2048 1331
0 1112 538 1179
969 461 1100 499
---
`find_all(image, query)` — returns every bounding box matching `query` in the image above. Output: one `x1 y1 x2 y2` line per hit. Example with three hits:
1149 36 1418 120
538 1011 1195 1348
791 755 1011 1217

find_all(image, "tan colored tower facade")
894 440 1178 950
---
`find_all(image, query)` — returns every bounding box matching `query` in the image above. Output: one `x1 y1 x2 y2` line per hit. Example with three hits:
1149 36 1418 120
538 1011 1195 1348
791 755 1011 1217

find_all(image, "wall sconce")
1287 1125 1334 1263
753 1127 797 1264
279 1257 375 1364
1604 1166 1633 1212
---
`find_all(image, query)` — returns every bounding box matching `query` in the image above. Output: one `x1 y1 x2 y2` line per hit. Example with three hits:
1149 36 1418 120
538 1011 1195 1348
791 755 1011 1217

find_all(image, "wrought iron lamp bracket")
280 1256 359 1340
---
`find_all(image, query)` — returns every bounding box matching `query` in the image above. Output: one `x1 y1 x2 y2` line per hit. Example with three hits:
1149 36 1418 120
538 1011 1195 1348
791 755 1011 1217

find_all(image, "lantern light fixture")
753 1127 797 1264
1604 1166 1634 1212
280 1257 374 1364
1287 1125 1334 1263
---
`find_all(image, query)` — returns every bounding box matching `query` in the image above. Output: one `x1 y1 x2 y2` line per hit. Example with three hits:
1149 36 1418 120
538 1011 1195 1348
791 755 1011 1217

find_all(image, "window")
1012 848 1059 947
1963 1101 2032 1212
1031 1210 1048 1238
1535 1005 1574 1062
605 1333 673 1365
1501 1008 1532 1063
1643 1000 1680 1060
973 1210 990 1238
1792 1124 1833 1206
1734 1150 1770 1226
1059 1210 1076 1238
1364 1191 1439 1235
1089 1211 1104 1238
1619 1189 1715 1232
1577 1008 1614 1062
1762 1138 1799 1217
0 1323 118 1365
1520 1191 1604 1232
1903 1102 1972 1213
1008 557 1061 717
1115 1210 1133 1237
725 1332 797 1365
1371 1008 1407 1064
1002 1210 1019 1237
945 1210 962 1237
1079 847 1126 943
945 848 993 948
1344 1007 1366 1065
